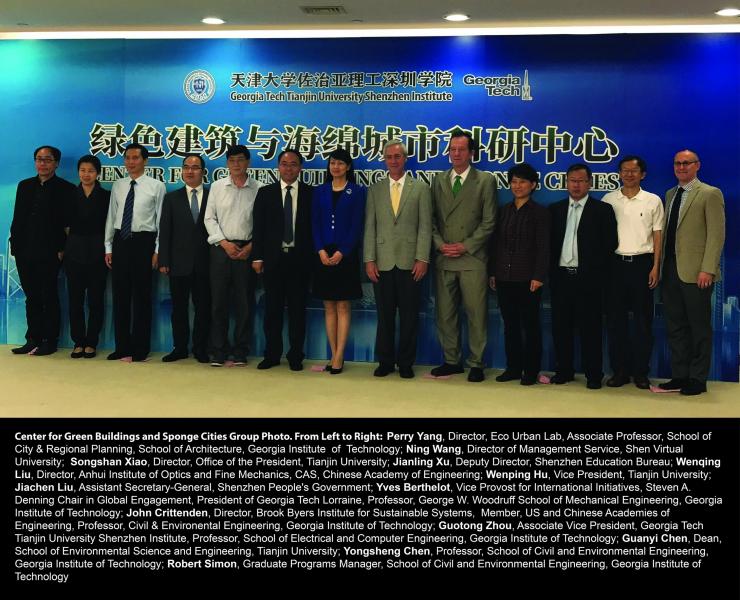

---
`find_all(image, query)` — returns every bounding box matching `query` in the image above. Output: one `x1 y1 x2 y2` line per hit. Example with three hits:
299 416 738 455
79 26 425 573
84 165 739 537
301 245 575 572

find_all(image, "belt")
615 253 652 263
281 246 295 253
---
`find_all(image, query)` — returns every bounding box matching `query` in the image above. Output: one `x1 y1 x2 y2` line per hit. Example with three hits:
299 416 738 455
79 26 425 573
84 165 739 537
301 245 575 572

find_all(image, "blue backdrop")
1 35 738 380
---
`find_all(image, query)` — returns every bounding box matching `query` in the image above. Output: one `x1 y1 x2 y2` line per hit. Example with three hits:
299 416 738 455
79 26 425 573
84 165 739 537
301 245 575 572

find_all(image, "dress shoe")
257 358 279 370
495 369 521 382
399 366 414 379
324 363 332 372
211 357 225 367
680 379 707 396
467 367 485 382
606 374 630 387
83 348 97 359
194 352 210 364
162 350 188 362
107 351 130 360
34 342 57 356
71 347 85 359
232 357 247 367
520 374 537 386
658 378 688 391
374 364 395 377
430 363 464 377
289 361 304 372
329 365 343 375
550 372 574 385
633 376 651 390
586 378 603 390
132 353 149 362
11 341 39 355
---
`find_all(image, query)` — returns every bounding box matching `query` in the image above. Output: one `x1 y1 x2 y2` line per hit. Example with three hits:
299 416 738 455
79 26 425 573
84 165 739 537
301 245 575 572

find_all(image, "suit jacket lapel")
443 168 469 219
677 184 700 228
395 174 412 221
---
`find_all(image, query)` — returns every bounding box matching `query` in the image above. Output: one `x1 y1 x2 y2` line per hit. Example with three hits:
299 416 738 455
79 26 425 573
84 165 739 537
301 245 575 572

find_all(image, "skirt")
312 245 362 300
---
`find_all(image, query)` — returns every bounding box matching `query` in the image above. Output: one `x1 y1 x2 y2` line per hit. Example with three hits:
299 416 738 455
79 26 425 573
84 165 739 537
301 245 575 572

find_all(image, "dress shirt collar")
450 166 471 185
568 195 588 208
281 179 299 191
677 178 698 192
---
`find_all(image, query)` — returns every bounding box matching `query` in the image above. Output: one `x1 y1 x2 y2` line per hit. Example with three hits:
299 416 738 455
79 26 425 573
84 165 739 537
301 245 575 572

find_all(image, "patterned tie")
562 202 581 264
283 185 294 244
120 180 136 239
391 181 401 216
452 175 462 197
665 187 684 259
190 188 199 223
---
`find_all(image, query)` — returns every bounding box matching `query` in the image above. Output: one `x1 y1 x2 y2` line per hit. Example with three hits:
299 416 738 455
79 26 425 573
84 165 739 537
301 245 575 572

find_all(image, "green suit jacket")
364 174 432 271
662 180 725 283
431 167 497 271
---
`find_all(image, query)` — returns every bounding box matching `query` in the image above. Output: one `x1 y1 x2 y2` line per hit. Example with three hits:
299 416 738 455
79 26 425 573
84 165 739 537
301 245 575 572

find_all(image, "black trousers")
170 265 210 355
209 246 252 360
550 268 605 381
65 258 108 347
262 249 309 363
661 257 713 382
497 280 543 376
16 257 61 345
606 254 654 378
373 267 420 368
111 231 156 356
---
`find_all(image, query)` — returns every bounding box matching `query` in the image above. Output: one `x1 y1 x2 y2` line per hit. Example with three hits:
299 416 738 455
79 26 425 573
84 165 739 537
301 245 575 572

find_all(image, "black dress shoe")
550 372 574 385
374 364 395 377
520 374 537 386
289 361 304 372
211 356 225 367
680 379 707 396
495 369 521 382
34 342 57 356
586 378 603 390
107 351 129 360
257 359 280 370
11 341 39 355
633 376 651 390
606 374 630 387
232 357 247 366
162 350 188 362
83 349 97 359
71 347 84 359
430 363 464 377
468 367 485 382
658 378 687 391
132 353 149 362
399 366 414 379
194 352 210 364
329 365 343 375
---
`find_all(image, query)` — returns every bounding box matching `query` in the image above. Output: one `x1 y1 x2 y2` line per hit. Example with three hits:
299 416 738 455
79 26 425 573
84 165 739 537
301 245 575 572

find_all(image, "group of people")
9 134 725 396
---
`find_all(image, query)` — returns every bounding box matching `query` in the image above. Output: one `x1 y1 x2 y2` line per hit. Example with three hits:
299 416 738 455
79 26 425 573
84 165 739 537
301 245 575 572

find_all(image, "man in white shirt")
602 155 664 389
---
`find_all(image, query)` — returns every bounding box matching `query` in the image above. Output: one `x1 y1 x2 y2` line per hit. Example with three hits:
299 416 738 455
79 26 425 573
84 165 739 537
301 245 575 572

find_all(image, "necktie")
452 175 462 197
391 181 401 216
120 180 136 239
562 202 581 264
190 188 199 223
665 187 684 258
283 185 294 244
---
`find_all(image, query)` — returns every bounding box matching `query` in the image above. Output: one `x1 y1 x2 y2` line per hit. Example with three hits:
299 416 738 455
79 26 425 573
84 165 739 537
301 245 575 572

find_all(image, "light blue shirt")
559 196 588 267
105 174 166 253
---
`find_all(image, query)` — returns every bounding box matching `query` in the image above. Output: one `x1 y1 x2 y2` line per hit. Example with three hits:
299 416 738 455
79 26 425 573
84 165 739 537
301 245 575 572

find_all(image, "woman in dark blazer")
64 155 110 358
488 163 550 385
311 149 366 374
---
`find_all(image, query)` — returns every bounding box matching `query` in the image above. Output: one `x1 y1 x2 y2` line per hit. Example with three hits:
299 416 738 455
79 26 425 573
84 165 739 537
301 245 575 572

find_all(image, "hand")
696 271 714 289
440 242 466 258
159 266 170 274
220 240 241 259
412 260 428 282
151 253 158 270
488 276 496 291
105 253 113 269
252 261 264 274
530 279 543 293
235 242 252 261
57 251 64 262
329 250 343 266
319 250 332 266
648 266 659 289
365 261 379 283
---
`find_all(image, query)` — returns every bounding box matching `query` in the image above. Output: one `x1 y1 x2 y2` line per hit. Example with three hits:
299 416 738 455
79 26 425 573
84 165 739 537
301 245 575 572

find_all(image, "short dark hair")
125 143 148 160
34 146 61 162
566 163 592 178
449 129 476 152
183 153 205 169
507 163 539 184
278 149 304 164
618 155 646 173
225 145 251 160
325 148 355 183
77 154 101 173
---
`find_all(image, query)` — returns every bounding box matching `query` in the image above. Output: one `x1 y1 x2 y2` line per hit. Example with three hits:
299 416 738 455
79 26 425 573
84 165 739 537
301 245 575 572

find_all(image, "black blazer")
549 195 617 278
252 181 314 271
158 186 210 277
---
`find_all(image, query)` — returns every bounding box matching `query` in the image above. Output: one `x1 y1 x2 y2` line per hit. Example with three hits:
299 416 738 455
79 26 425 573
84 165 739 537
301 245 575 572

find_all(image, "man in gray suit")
659 149 725 395
364 140 432 379
430 130 497 382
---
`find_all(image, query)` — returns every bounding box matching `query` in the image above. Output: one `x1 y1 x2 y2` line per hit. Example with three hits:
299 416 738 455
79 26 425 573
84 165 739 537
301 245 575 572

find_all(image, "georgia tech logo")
183 70 216 104
462 70 533 101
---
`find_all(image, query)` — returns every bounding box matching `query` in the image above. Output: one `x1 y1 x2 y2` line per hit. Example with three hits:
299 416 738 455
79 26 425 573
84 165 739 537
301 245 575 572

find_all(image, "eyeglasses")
35 156 56 164
619 169 642 175
182 166 203 171
674 161 698 167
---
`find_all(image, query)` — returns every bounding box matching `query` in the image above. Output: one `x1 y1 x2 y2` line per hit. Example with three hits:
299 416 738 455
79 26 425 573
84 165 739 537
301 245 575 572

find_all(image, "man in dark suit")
158 154 211 363
252 149 314 371
658 150 725 396
549 163 618 389
10 145 75 356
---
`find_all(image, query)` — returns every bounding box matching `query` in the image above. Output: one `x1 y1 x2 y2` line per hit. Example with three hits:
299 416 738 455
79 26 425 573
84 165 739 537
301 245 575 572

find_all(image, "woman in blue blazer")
312 149 366 374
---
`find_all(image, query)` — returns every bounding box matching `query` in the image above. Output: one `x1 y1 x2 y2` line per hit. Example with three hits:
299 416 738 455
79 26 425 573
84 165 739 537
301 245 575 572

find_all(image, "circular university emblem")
183 70 216 104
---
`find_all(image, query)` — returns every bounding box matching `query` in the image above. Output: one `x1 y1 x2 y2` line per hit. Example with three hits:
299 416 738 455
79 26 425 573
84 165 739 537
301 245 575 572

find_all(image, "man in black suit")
10 145 75 356
252 149 313 371
158 154 211 363
549 163 618 389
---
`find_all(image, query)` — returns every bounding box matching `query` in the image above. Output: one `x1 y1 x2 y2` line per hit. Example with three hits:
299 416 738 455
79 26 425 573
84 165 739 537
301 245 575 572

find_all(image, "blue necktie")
190 188 199 223
283 185 294 244
120 180 136 239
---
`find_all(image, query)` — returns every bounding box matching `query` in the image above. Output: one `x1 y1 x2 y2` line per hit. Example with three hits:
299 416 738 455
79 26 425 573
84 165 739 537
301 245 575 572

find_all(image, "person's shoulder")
695 180 723 196
600 189 620 205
